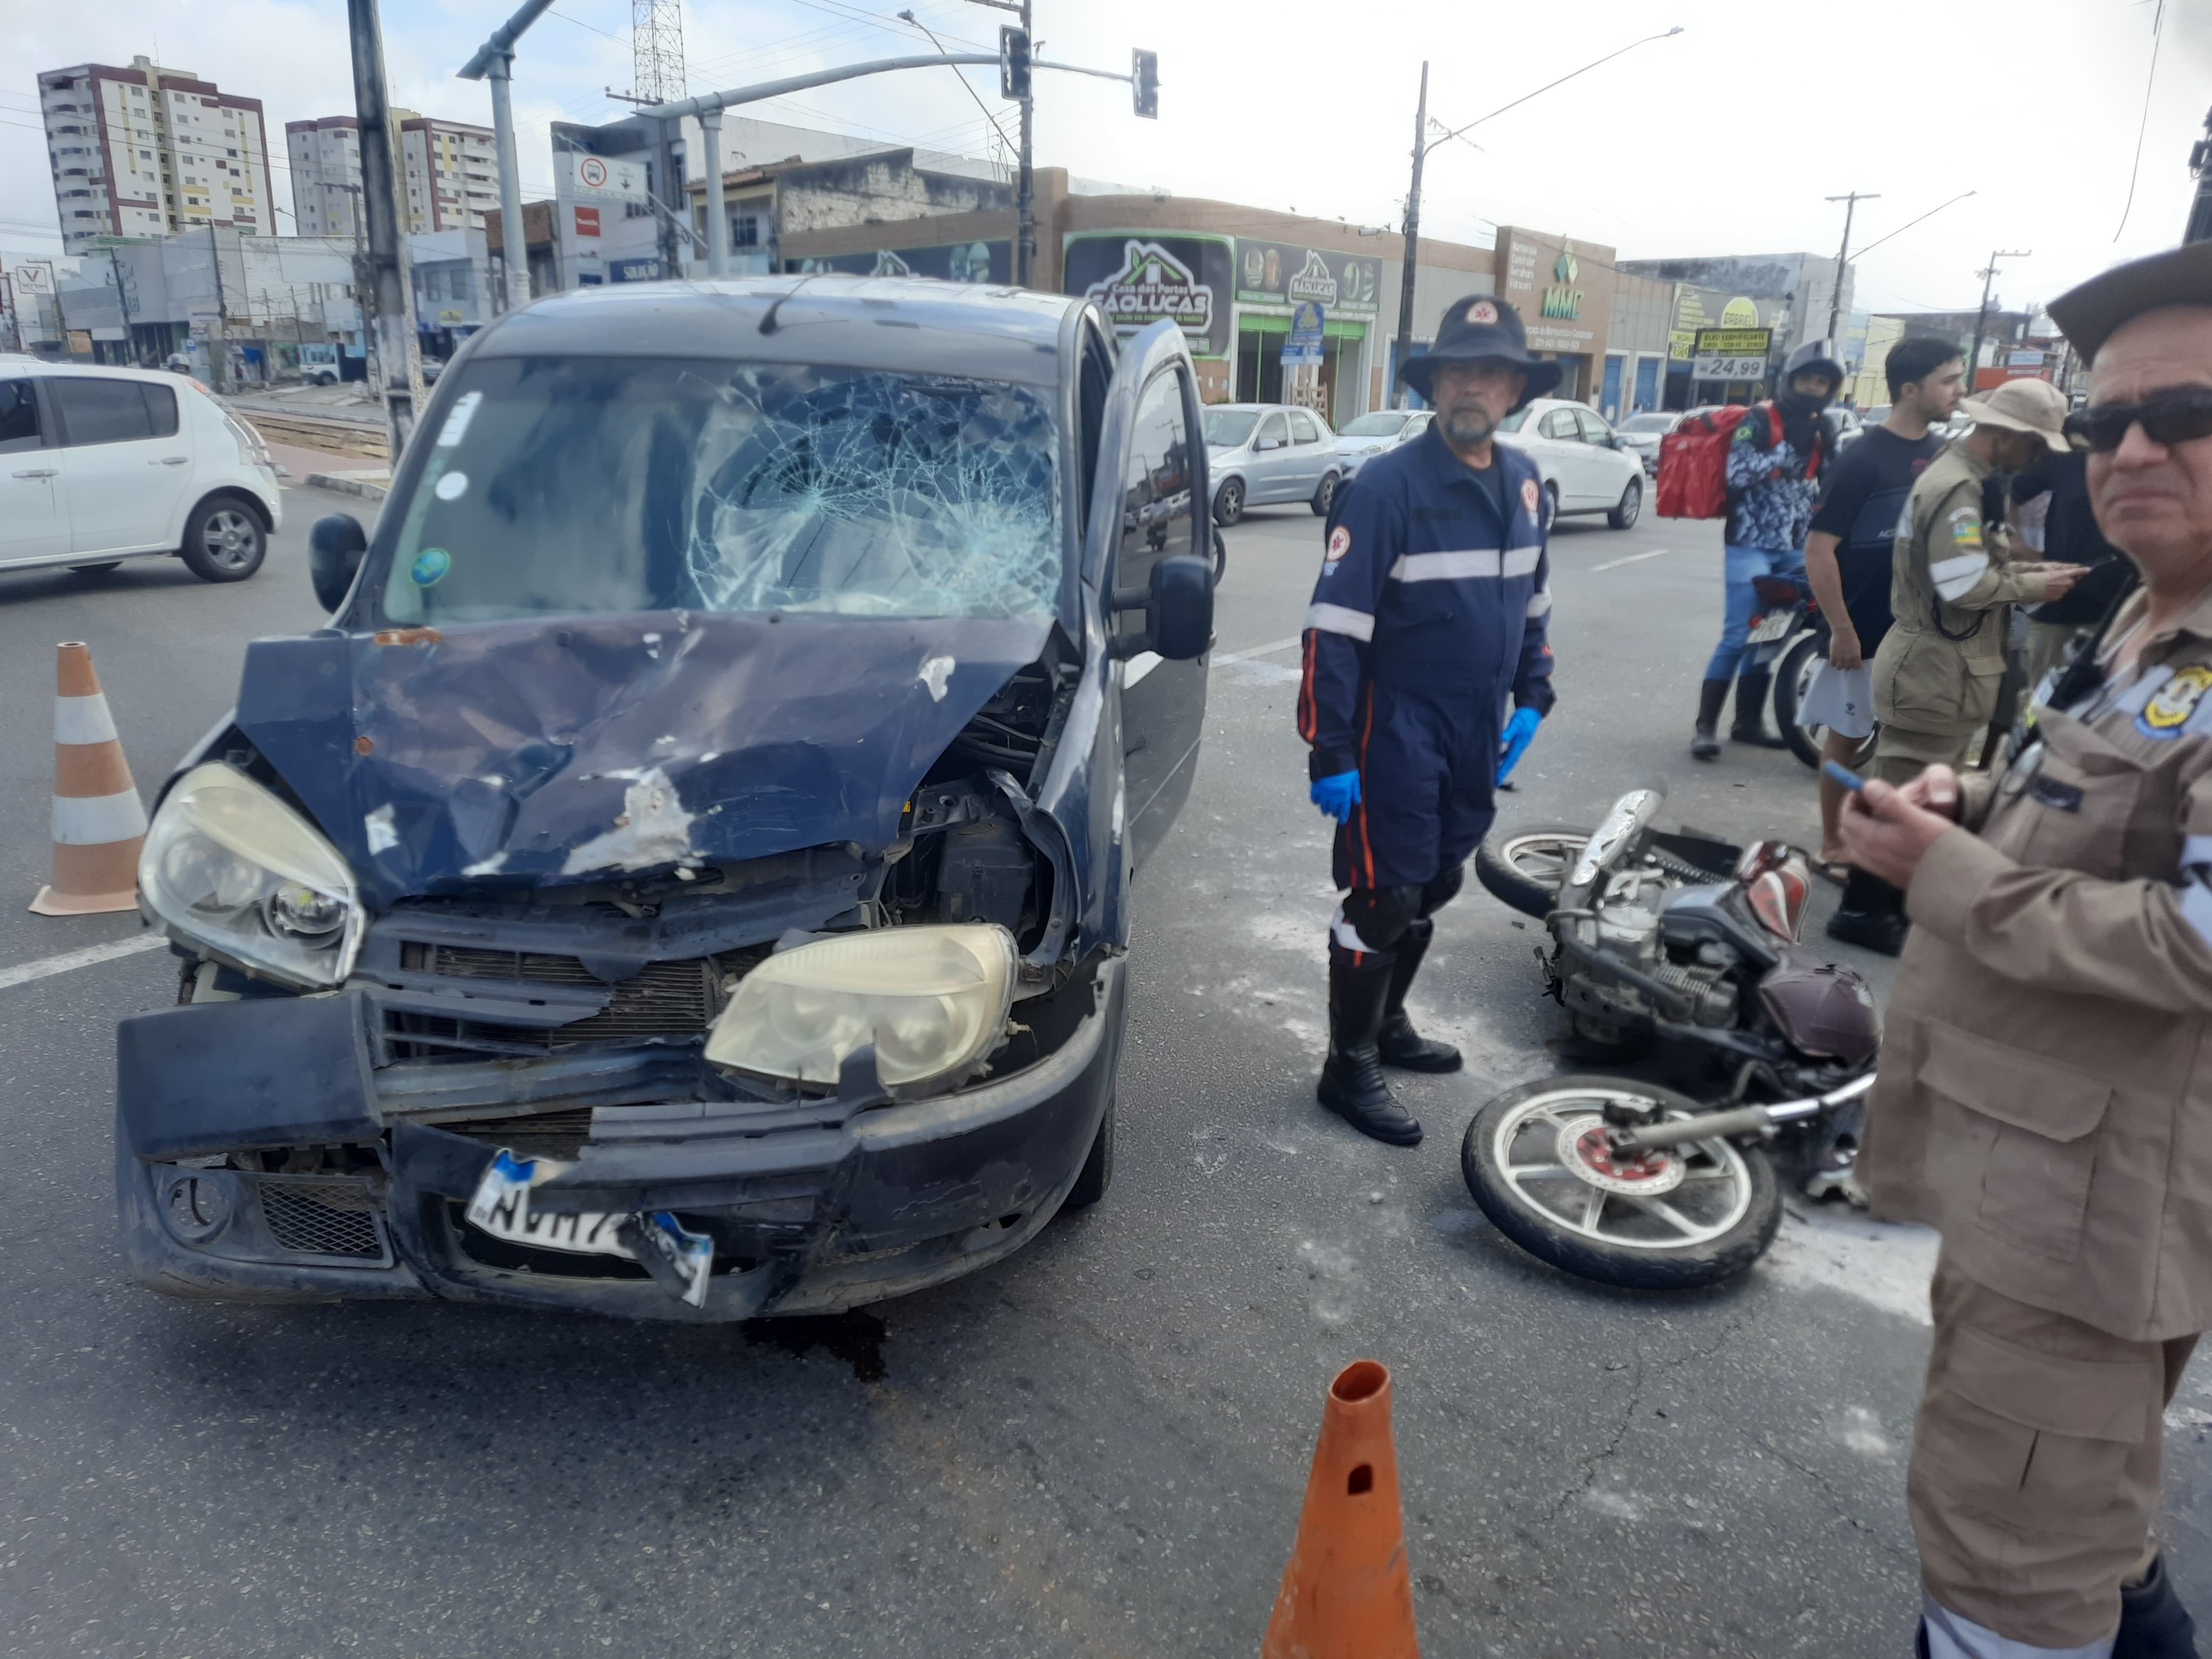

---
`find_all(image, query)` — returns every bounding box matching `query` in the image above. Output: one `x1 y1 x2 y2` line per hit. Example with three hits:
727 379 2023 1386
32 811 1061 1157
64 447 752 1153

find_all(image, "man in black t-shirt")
1802 338 1965 953
2009 447 2136 687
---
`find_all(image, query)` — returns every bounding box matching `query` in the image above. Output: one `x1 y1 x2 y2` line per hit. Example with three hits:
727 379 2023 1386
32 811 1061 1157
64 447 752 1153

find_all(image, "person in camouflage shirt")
1690 339 1846 759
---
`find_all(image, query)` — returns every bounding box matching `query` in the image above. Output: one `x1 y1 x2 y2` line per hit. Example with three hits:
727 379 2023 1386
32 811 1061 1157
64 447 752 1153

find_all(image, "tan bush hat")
1957 377 2069 452
2049 241 2212 363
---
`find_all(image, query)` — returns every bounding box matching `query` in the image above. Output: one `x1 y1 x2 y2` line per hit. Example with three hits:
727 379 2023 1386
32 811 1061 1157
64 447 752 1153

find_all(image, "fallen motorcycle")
1464 787 1879 1289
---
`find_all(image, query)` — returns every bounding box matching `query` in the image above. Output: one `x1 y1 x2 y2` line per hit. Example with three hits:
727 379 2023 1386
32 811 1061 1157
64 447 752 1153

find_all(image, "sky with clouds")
5 0 2208 319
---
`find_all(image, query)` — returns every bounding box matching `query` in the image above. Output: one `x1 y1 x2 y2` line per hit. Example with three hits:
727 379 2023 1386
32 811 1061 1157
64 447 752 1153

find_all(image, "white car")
0 356 281 581
1331 408 1431 479
1496 399 1646 530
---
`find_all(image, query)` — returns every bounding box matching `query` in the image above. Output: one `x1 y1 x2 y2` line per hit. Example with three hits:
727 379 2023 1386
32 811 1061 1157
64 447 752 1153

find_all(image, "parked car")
1331 408 1431 479
0 355 281 582
1828 405 1866 453
1614 409 1682 474
115 276 1219 1323
1496 398 1646 529
1203 401 1342 525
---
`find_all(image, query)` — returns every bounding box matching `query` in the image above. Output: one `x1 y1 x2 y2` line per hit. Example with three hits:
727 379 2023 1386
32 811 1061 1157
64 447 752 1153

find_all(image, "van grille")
387 943 772 1059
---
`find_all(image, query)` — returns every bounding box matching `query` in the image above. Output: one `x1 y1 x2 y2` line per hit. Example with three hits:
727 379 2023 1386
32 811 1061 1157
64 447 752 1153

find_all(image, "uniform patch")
1947 506 1983 550
1467 299 1498 326
1325 525 1351 562
2138 665 2212 739
1521 478 1540 515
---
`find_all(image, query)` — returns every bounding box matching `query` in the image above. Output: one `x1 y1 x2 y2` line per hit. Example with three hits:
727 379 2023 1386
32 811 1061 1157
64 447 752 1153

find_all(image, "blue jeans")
1704 543 1805 681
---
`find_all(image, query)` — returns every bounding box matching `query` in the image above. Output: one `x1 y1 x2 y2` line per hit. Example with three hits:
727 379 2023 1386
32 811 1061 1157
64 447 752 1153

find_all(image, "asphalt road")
3 481 2208 1657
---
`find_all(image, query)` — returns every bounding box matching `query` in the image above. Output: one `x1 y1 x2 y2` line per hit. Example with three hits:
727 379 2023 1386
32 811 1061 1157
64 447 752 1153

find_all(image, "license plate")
465 1149 714 1307
1745 611 1795 644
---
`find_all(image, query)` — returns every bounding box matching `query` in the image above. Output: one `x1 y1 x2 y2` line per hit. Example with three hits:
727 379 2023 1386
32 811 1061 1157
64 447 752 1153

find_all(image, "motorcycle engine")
1576 867 1739 1029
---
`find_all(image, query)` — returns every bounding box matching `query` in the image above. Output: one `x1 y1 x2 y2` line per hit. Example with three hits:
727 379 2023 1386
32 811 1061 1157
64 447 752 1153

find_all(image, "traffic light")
1000 26 1032 102
1132 49 1159 119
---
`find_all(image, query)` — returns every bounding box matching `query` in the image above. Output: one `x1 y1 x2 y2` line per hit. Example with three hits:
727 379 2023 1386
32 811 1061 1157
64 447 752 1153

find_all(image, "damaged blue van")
115 276 1215 1319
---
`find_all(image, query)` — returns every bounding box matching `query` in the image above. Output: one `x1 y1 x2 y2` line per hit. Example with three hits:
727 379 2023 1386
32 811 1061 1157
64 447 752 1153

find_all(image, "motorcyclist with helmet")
1690 339 1847 759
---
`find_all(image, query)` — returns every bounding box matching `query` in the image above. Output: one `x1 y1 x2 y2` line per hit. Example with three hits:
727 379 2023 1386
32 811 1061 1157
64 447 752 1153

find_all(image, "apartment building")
287 112 500 241
38 56 274 255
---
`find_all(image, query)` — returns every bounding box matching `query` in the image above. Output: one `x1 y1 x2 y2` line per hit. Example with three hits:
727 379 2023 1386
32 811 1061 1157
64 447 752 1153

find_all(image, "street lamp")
459 0 557 312
1391 28 1683 408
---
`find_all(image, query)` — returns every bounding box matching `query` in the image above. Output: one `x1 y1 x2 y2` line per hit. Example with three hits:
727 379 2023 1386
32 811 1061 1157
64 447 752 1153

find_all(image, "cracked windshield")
382 358 1062 624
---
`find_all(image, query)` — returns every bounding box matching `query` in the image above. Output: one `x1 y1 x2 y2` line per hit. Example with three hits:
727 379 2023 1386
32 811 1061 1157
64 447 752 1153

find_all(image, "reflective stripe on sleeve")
2183 875 2212 952
1390 548 1501 582
1503 546 1542 577
2183 834 2212 872
1330 907 1380 954
1305 602 1376 641
1527 588 1553 619
52 789 148 846
1920 1596 2109 1659
1929 552 1990 601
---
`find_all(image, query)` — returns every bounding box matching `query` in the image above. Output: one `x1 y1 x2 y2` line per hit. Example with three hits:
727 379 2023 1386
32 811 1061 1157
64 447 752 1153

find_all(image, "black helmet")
1779 339 1846 400
1400 295 1564 411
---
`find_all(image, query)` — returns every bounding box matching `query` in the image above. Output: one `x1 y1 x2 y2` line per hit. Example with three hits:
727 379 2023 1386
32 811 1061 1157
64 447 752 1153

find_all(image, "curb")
305 472 390 501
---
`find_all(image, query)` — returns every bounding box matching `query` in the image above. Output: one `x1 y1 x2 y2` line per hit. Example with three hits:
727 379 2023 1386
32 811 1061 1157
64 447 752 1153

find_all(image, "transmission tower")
632 0 686 105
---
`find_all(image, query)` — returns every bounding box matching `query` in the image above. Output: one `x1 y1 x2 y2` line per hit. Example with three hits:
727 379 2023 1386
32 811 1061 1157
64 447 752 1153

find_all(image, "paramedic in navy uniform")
1297 294 1560 1145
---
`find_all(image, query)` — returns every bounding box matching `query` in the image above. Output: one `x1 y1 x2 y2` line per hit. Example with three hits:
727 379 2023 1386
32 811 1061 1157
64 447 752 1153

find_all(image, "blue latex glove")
1310 770 1361 823
1497 707 1543 785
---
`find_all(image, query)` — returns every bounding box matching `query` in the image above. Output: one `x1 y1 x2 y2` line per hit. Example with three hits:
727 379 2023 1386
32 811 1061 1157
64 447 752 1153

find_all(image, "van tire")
178 495 268 583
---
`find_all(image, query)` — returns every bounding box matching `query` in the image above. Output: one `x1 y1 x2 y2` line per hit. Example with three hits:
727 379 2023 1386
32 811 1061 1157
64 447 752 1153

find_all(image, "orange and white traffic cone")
1261 1359 1420 1658
29 641 148 916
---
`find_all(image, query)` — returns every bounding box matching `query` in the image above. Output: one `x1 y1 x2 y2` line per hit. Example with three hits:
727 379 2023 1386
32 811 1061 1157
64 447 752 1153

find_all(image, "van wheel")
1607 476 1642 530
1310 471 1339 515
1212 478 1245 527
179 496 266 583
1062 1097 1115 1211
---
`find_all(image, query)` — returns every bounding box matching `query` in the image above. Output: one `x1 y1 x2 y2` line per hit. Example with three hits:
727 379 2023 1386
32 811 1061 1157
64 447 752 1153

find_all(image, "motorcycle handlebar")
1610 1073 1875 1152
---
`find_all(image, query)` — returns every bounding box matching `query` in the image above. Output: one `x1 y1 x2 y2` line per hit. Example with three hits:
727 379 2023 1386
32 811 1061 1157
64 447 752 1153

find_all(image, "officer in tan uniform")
1870 377 2089 789
1842 238 2212 1659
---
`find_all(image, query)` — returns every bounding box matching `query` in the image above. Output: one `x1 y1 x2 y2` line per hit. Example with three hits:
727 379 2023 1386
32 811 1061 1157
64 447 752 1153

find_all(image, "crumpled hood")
233 610 1051 908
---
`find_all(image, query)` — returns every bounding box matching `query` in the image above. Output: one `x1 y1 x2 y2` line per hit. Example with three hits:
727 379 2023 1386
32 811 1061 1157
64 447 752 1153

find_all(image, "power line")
2114 0 2166 240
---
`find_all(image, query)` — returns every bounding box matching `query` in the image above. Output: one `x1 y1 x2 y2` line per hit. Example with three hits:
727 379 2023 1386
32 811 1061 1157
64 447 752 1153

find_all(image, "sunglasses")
2062 389 2212 454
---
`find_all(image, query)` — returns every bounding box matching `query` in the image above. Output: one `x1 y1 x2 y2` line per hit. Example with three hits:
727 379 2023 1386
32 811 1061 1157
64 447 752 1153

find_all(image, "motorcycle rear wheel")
1474 825 1590 919
1775 633 1880 773
1461 1076 1782 1290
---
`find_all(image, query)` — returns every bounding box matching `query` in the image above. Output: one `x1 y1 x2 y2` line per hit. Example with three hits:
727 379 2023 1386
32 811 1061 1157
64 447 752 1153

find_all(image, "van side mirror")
1150 555 1214 661
309 513 368 613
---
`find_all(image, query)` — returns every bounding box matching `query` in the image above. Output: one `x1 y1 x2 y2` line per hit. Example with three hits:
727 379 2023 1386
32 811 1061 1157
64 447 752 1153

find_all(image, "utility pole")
1391 62 1429 411
459 0 556 314
350 0 424 457
962 0 1033 287
1387 29 1683 410
106 247 134 363
1823 190 1877 346
2188 104 2212 244
1967 249 2029 395
206 222 231 394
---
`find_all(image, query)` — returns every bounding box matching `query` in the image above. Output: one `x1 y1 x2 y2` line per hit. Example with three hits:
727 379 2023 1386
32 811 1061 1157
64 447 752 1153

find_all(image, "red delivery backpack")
1656 403 1824 520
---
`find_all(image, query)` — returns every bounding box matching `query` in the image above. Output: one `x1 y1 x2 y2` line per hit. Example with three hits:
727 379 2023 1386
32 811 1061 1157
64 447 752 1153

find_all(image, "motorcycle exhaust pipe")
1611 1073 1875 1152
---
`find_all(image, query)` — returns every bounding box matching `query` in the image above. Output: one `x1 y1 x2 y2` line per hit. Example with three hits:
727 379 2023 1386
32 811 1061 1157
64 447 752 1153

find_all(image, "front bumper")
115 958 1125 1320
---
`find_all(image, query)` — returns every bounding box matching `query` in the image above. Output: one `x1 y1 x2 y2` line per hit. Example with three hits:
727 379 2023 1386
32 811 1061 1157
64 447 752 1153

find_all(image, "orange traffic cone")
1261 1359 1420 1657
29 642 148 916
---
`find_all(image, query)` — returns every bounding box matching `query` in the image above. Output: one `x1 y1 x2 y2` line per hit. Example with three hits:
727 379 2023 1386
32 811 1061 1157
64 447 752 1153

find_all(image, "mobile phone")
1822 759 1866 793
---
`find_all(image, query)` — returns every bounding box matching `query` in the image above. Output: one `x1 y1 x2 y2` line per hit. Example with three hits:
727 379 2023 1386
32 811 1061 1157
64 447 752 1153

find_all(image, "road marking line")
1593 548 1671 572
0 932 167 993
1216 635 1302 664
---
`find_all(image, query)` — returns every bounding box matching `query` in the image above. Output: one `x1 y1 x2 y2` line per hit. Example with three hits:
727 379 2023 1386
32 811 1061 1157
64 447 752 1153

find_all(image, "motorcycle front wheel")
1461 1076 1782 1290
1474 825 1590 919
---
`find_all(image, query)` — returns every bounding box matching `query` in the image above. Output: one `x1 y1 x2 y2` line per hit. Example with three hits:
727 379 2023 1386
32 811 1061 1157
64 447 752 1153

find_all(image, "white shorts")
1798 660 1876 740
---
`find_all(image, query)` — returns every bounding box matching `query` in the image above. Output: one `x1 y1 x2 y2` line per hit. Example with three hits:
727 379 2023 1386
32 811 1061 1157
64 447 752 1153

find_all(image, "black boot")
2116 1555 2200 1659
1317 953 1423 1146
1377 920 1462 1073
1730 669 1789 748
1827 868 1909 957
1691 677 1729 760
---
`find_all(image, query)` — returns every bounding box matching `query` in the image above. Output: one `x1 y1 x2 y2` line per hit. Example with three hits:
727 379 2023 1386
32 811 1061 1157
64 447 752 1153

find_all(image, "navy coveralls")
1298 425 1556 958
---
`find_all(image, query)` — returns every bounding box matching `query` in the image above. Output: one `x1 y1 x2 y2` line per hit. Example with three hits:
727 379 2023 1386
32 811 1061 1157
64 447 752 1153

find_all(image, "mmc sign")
1541 246 1583 321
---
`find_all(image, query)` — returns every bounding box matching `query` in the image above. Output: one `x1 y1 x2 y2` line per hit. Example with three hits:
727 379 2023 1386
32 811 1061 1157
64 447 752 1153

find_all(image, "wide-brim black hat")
1399 294 1564 410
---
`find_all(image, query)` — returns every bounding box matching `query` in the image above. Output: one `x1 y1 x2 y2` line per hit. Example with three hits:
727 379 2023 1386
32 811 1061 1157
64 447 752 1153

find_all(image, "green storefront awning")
1236 312 1368 339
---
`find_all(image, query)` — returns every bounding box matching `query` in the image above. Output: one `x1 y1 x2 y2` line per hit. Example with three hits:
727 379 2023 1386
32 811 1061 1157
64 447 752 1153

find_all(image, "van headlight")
139 763 364 989
705 925 1017 1094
